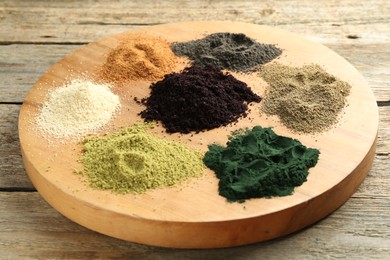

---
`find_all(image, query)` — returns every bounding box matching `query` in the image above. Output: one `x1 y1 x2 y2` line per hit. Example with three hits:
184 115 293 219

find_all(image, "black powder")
139 66 261 133
171 32 282 72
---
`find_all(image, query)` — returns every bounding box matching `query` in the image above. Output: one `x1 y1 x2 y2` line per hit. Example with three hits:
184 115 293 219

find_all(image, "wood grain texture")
1 0 389 44
0 191 389 259
18 21 379 248
0 104 34 189
0 45 80 103
1 105 389 192
1 43 388 103
1 0 389 257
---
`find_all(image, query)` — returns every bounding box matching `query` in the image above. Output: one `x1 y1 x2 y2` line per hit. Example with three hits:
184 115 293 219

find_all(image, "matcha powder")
260 63 351 133
78 124 205 193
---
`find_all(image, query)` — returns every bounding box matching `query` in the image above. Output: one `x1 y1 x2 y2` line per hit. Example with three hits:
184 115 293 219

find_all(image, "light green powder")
78 123 205 193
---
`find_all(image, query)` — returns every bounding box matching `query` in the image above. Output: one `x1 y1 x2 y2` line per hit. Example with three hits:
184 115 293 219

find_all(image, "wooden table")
1 1 389 258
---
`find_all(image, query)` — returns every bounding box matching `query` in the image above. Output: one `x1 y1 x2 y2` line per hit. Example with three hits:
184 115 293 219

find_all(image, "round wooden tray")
19 21 378 248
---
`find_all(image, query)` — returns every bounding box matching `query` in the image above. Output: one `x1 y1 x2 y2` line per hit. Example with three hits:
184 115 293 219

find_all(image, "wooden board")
18 21 378 249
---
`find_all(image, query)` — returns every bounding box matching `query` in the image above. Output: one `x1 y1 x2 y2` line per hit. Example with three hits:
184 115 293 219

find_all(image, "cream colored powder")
36 79 120 138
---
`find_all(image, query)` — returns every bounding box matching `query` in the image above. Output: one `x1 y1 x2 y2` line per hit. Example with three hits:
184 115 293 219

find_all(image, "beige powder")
36 79 121 139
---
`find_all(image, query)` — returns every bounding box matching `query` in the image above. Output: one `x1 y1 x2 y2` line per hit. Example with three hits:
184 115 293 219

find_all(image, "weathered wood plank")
1 104 389 192
327 44 390 103
0 191 389 258
377 105 390 155
0 45 79 103
0 0 388 257
2 0 389 24
0 105 33 189
1 44 389 103
0 0 389 44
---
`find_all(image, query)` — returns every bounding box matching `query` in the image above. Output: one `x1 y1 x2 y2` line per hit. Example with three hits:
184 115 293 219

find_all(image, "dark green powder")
203 126 320 202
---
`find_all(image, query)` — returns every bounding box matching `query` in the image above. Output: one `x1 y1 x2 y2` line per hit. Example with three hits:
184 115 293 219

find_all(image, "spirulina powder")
203 126 320 202
78 123 205 193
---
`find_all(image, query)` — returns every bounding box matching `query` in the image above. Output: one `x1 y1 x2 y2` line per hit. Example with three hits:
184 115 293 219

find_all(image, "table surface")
1 0 389 259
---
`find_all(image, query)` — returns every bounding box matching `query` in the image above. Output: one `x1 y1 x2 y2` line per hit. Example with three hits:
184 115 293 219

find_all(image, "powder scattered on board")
203 126 320 202
139 66 261 133
36 79 120 139
171 32 282 72
260 63 351 133
78 123 205 194
100 34 179 83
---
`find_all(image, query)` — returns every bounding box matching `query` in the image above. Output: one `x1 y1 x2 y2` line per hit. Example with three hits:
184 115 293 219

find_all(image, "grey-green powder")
260 63 351 133
77 123 205 193
171 32 282 72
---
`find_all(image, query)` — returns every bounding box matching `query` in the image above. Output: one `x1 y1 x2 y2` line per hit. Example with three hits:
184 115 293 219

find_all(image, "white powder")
36 79 121 139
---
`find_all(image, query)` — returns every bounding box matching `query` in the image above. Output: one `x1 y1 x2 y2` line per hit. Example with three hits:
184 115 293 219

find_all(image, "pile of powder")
100 34 179 83
171 32 282 72
78 123 205 193
36 80 120 138
139 66 261 133
203 126 320 202
260 63 352 133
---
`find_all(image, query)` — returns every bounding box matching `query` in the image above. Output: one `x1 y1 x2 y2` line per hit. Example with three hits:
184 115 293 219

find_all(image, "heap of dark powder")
203 126 320 202
171 32 282 72
139 66 261 133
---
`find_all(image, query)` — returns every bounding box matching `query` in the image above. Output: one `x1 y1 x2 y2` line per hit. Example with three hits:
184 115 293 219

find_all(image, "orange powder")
100 34 180 83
